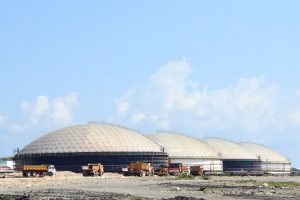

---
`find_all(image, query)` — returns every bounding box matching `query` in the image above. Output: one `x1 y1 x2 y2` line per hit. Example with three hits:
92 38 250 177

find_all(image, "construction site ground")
0 172 300 200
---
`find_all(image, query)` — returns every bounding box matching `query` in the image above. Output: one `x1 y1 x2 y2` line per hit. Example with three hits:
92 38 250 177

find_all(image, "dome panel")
202 138 259 160
19 123 162 154
240 143 290 163
147 132 220 159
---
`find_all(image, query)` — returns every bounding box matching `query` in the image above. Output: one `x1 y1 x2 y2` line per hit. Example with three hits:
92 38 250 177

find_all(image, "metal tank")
15 123 168 172
147 132 223 174
202 138 262 174
241 143 291 174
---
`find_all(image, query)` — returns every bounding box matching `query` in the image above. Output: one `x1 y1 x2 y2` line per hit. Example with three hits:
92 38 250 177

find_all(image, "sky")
0 1 300 168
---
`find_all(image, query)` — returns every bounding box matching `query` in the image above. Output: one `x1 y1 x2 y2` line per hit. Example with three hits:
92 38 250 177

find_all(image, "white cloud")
0 114 27 133
0 92 77 133
290 111 300 125
5 123 25 133
0 115 4 125
114 59 282 134
287 91 300 127
115 90 135 117
21 95 50 126
130 112 146 124
49 92 77 124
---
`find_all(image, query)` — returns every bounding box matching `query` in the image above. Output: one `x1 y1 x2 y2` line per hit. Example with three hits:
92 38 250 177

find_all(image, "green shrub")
3 195 15 200
175 173 195 180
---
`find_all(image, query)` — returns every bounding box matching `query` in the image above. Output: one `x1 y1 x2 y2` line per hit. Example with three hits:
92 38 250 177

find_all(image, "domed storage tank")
147 132 223 174
202 138 261 173
14 123 168 172
241 143 291 174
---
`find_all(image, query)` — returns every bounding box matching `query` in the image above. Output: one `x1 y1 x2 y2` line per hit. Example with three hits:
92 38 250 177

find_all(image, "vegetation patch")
0 194 29 200
201 175 210 180
0 157 13 161
291 168 300 176
175 173 195 180
266 181 300 187
236 179 257 184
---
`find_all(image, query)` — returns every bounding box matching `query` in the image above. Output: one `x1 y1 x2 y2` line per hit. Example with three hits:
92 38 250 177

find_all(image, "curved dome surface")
147 132 220 159
19 123 162 154
202 138 259 160
240 143 290 163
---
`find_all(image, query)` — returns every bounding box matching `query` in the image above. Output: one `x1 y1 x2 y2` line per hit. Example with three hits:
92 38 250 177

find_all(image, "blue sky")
0 1 300 168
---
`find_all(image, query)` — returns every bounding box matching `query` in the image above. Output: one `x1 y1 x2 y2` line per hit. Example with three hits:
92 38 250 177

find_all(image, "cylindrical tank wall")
262 162 291 174
223 160 261 172
15 153 168 172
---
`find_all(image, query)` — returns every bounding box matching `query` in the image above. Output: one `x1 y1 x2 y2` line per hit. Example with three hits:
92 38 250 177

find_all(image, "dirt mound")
54 171 81 178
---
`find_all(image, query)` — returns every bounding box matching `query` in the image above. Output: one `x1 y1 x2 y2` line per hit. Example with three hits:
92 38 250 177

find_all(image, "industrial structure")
14 122 292 175
241 143 291 174
14 123 168 172
147 132 223 173
202 138 262 173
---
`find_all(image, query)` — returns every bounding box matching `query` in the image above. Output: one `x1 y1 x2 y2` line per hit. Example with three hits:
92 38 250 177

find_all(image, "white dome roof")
202 138 259 160
241 143 290 163
19 123 162 154
147 132 220 159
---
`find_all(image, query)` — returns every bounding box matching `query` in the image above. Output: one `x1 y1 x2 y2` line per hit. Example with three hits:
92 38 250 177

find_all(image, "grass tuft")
266 181 300 187
175 173 195 180
201 175 209 180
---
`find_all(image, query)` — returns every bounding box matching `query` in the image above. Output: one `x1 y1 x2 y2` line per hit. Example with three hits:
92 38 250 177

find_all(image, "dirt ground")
0 172 300 200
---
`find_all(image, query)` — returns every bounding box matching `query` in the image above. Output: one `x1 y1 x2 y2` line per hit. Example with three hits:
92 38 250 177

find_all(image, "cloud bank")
114 59 300 136
0 92 77 133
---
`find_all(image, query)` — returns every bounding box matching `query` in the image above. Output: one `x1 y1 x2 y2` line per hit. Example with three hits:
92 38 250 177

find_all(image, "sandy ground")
0 172 300 199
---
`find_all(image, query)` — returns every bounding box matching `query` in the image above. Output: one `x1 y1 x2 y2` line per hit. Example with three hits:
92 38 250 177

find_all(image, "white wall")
169 158 223 173
262 162 291 174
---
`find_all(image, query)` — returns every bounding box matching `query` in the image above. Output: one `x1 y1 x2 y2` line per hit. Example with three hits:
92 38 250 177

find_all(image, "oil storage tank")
14 123 168 172
202 138 261 174
147 132 223 174
241 143 291 174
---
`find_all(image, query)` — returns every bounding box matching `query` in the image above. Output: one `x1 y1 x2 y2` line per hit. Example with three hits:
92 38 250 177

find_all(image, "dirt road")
0 172 299 200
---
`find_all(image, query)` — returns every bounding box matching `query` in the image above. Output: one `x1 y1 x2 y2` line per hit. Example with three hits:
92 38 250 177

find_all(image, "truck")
122 162 154 177
190 165 204 176
82 163 104 177
168 163 190 175
19 164 56 177
0 166 14 178
156 165 169 176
